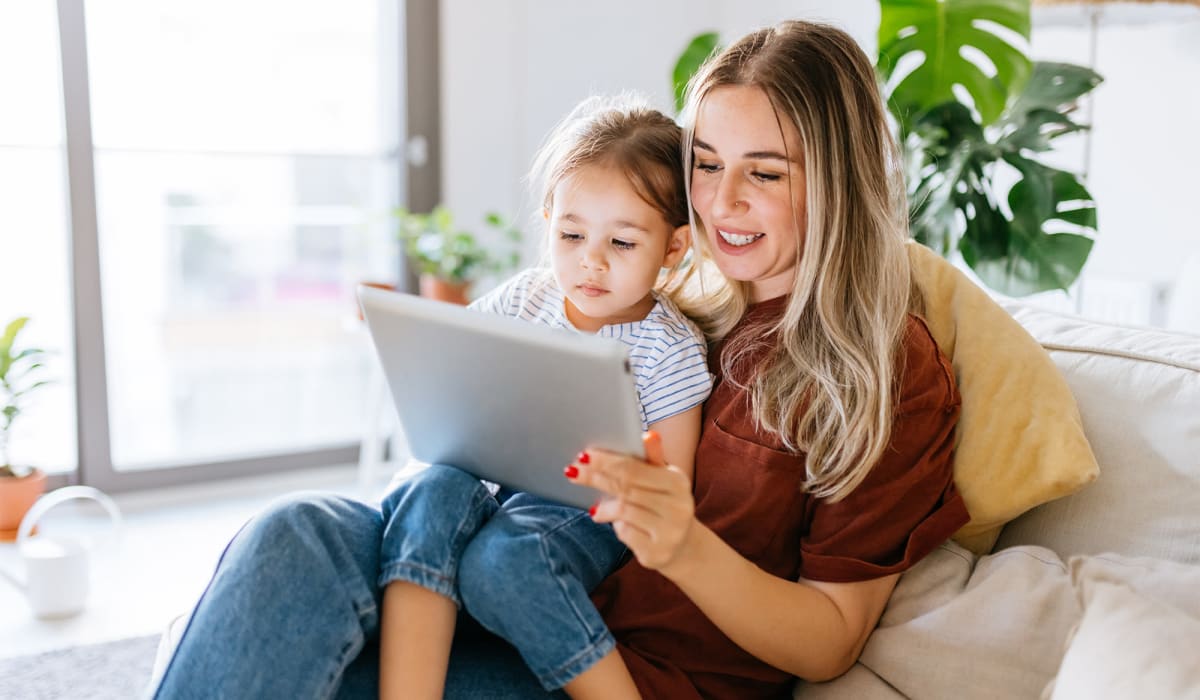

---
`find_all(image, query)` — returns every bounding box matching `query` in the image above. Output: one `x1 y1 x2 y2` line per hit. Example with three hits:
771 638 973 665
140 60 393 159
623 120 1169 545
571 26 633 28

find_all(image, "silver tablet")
358 285 645 509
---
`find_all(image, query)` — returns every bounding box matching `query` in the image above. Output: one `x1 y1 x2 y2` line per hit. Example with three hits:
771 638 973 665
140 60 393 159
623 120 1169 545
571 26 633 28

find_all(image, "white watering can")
0 486 122 619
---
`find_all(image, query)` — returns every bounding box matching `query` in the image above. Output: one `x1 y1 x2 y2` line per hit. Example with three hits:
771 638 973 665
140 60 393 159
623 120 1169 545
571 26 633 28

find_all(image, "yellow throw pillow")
907 242 1099 554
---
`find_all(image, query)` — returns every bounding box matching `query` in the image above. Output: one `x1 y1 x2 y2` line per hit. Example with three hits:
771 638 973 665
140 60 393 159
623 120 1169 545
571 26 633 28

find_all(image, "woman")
153 20 967 700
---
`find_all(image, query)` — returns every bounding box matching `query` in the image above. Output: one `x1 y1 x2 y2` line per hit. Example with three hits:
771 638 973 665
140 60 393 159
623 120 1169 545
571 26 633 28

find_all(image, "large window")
0 3 77 475
85 1 400 470
5 1 408 487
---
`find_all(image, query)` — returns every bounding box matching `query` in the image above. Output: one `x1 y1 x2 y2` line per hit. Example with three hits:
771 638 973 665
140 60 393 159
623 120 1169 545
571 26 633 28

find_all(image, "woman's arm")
570 437 896 682
663 519 898 680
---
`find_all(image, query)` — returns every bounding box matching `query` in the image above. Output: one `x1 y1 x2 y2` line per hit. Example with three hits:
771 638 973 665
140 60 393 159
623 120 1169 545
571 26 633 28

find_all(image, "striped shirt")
470 269 713 429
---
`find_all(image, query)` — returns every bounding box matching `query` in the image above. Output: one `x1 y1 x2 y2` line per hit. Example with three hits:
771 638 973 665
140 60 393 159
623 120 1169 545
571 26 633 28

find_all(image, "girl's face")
548 164 688 332
690 85 805 302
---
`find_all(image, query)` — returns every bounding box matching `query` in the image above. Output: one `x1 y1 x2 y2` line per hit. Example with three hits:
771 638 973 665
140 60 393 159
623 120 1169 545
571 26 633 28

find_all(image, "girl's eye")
694 161 720 173
612 239 636 251
752 171 782 182
559 231 583 242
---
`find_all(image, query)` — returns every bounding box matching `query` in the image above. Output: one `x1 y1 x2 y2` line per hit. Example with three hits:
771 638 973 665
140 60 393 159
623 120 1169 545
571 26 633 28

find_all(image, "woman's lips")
715 228 766 255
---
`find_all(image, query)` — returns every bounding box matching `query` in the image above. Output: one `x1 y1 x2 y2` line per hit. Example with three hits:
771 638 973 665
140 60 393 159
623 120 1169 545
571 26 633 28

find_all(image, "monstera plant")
671 0 1103 297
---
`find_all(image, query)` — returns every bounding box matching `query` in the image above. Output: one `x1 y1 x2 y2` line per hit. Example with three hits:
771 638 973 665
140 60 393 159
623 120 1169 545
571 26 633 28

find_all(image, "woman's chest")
693 381 810 572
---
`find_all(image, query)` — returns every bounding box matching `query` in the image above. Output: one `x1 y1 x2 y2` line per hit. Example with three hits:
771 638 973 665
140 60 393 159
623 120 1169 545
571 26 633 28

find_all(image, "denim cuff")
379 561 461 608
533 630 617 690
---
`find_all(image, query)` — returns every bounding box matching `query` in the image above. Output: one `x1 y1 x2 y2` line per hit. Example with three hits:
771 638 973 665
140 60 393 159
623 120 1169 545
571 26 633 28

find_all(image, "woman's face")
690 85 805 302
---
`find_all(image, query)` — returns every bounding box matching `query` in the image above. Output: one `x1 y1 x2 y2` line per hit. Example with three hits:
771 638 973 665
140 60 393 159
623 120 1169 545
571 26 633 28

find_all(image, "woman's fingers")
567 448 685 498
565 446 696 571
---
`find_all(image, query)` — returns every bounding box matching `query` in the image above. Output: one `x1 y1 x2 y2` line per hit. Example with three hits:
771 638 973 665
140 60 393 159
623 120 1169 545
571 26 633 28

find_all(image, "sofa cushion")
1048 563 1200 700
907 243 1099 554
995 304 1200 563
794 544 1200 700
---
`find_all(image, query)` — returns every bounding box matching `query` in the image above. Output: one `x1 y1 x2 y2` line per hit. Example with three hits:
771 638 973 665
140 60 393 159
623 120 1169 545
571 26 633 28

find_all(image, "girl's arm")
645 405 701 480
570 437 897 682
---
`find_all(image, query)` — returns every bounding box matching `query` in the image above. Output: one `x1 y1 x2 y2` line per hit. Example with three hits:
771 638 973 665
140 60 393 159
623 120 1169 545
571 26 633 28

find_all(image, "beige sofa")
796 302 1200 700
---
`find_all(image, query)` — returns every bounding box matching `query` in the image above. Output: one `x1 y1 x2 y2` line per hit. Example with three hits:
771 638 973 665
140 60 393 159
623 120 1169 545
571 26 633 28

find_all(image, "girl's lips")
578 284 608 297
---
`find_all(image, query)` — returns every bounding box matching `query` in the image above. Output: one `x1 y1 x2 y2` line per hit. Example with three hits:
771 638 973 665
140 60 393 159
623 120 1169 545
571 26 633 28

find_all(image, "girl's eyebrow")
561 213 649 234
693 138 790 163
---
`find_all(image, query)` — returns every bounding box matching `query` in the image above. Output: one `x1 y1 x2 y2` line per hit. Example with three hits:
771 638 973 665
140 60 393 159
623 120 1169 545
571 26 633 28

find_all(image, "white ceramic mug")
0 486 122 619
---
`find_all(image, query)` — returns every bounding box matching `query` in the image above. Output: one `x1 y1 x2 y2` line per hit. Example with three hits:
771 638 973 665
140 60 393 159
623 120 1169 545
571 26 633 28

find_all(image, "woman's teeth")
719 230 764 246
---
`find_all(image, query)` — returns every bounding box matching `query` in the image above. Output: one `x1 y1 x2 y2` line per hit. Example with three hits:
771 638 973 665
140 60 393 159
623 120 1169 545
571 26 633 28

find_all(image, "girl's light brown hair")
530 94 689 231
679 21 915 502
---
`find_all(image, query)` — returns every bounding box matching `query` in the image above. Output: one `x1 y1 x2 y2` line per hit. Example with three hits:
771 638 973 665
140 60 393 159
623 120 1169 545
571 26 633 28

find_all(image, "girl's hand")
566 431 697 574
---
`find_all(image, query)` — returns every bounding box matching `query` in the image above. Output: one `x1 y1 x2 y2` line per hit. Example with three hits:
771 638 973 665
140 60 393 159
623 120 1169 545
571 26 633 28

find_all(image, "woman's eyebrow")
693 138 789 162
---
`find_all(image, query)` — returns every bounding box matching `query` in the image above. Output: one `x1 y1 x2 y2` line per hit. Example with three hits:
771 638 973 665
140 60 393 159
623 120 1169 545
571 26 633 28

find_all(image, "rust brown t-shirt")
590 296 969 699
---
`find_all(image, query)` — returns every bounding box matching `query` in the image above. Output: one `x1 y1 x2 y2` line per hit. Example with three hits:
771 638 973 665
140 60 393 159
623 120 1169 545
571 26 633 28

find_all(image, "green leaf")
879 0 1032 130
1005 61 1102 118
672 32 720 113
0 317 31 377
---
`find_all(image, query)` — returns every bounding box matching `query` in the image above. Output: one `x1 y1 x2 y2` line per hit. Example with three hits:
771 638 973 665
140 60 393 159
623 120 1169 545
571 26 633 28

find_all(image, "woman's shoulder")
897 314 959 416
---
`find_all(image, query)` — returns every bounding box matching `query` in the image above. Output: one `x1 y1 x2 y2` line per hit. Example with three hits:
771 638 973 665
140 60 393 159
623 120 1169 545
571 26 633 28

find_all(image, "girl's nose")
581 246 607 272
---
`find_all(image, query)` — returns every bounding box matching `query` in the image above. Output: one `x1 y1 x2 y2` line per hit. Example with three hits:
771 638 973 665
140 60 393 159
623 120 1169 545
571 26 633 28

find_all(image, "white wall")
440 0 878 267
1029 15 1200 329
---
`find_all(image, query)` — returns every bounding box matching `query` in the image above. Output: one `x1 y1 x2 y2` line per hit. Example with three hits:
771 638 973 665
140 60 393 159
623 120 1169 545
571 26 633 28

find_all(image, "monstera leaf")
879 0 1032 131
672 32 720 113
906 61 1101 295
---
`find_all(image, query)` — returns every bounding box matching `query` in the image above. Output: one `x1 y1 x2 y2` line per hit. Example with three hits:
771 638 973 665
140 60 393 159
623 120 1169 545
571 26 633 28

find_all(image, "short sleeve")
640 334 713 426
798 316 969 583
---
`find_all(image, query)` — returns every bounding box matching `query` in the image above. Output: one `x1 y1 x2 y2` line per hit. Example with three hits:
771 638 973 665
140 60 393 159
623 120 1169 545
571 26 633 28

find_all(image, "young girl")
377 96 712 699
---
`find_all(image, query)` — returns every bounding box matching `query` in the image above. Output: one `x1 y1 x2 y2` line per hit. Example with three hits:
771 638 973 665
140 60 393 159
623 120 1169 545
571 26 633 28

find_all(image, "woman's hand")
566 431 698 574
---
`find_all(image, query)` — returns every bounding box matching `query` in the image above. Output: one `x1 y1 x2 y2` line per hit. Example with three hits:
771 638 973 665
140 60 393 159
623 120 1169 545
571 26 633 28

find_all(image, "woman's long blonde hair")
679 21 914 502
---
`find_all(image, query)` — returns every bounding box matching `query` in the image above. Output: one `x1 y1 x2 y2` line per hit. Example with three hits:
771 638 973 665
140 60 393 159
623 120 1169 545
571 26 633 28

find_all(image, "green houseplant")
0 317 52 540
395 205 523 304
671 0 1102 297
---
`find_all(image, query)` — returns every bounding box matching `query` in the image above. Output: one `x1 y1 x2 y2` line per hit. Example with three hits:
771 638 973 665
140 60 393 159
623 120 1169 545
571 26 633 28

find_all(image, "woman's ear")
662 224 691 268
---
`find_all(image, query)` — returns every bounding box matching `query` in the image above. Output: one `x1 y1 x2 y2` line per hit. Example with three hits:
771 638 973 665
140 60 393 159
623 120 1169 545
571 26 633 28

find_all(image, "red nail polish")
564 465 579 479
588 503 598 517
578 451 591 464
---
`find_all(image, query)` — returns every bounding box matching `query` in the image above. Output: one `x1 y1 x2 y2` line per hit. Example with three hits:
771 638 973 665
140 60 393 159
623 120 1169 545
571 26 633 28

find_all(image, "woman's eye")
694 161 720 173
559 231 583 242
612 239 636 250
752 171 782 182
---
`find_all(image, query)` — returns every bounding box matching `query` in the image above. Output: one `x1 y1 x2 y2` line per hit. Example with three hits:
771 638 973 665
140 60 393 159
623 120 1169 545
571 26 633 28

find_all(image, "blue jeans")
380 464 628 689
153 465 625 698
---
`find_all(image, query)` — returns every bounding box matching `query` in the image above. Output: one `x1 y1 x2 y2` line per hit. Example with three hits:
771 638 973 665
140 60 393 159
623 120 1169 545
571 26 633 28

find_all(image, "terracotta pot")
418 275 471 306
0 468 47 542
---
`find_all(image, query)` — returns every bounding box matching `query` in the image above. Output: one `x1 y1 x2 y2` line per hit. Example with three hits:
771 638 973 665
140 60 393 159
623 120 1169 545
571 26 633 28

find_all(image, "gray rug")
0 635 160 700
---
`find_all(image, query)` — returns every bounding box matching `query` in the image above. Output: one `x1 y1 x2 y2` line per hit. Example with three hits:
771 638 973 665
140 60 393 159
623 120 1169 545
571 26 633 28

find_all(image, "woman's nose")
711 174 744 219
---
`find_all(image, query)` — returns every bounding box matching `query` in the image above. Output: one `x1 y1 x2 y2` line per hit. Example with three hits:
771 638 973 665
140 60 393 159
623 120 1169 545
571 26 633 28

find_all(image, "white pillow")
1049 581 1200 700
795 547 1200 700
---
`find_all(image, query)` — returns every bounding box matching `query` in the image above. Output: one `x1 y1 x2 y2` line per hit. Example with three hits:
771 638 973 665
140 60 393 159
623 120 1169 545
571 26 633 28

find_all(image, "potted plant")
395 205 523 305
0 317 52 541
671 0 1102 297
